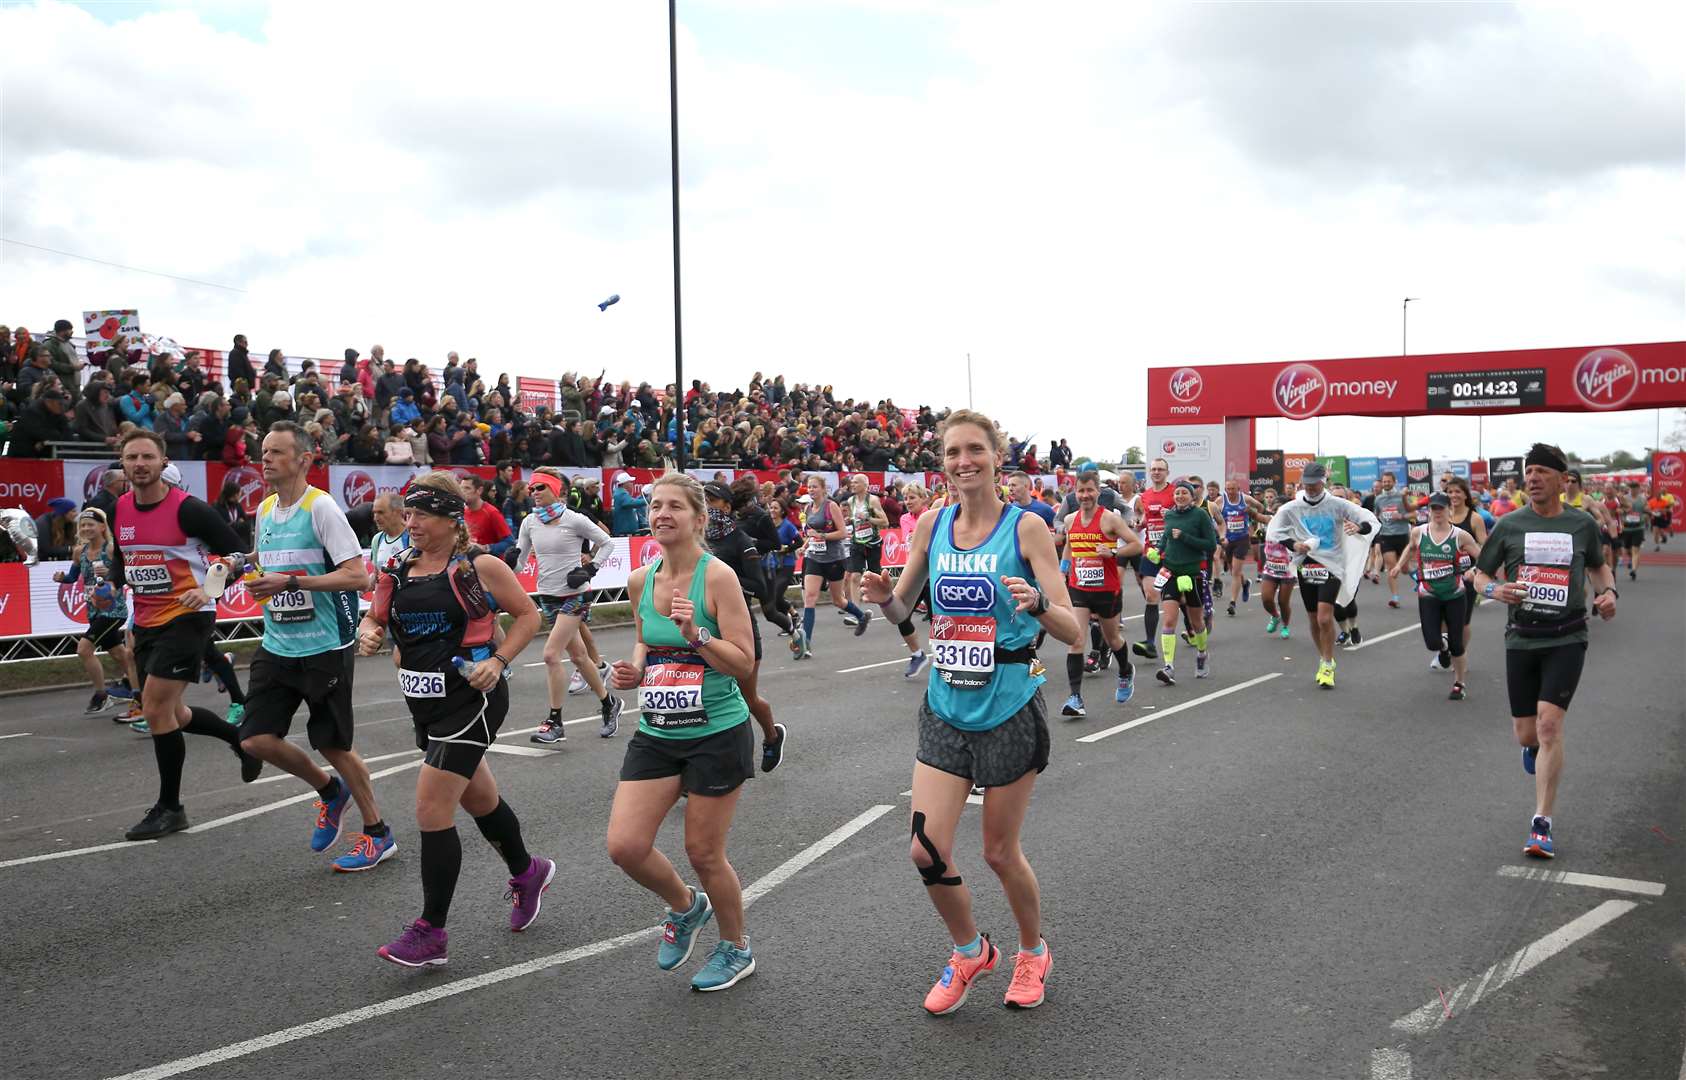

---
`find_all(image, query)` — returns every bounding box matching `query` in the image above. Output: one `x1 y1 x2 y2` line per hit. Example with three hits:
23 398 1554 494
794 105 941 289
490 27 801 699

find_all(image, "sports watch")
689 627 712 649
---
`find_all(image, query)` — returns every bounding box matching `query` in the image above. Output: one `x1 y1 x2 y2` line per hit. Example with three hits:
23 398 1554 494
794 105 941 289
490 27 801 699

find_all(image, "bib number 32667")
931 615 994 689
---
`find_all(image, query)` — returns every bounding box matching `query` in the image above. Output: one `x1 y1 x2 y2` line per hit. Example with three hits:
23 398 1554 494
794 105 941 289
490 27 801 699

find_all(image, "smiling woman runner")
606 473 762 993
358 471 546 969
861 409 1080 1015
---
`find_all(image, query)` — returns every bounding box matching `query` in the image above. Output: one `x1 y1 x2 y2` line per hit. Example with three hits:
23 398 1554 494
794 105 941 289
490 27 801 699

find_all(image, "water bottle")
454 655 513 681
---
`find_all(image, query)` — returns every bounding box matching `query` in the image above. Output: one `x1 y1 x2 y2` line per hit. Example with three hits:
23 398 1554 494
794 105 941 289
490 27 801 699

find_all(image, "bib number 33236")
931 615 995 689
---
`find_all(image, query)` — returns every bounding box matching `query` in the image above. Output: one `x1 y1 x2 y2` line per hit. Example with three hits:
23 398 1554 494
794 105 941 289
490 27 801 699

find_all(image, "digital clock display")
1425 368 1546 410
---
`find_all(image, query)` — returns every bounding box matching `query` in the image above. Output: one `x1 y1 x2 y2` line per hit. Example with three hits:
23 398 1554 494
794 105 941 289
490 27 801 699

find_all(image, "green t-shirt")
1476 505 1604 650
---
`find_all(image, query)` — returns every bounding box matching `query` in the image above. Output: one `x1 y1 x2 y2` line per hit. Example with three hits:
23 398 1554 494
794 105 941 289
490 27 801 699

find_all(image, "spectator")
449 412 485 465
262 389 295 429
422 414 450 464
263 348 288 380
1022 443 1039 474
1048 438 1072 470
74 382 119 445
573 476 608 528
17 346 53 400
502 477 533 534
611 471 648 535
33 497 78 560
389 386 421 428
85 469 127 521
375 358 405 410
8 388 72 456
176 351 208 401
213 477 253 548
222 408 254 466
154 393 196 458
339 347 359 387
188 392 228 460
347 423 383 464
384 424 415 464
457 475 513 555
45 319 83 386
227 334 255 388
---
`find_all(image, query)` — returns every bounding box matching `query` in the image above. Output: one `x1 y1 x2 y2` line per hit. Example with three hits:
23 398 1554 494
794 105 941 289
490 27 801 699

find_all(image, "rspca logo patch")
935 574 995 613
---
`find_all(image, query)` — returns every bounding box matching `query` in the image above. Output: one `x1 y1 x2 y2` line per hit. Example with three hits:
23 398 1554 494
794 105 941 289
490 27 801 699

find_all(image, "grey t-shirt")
1475 505 1604 649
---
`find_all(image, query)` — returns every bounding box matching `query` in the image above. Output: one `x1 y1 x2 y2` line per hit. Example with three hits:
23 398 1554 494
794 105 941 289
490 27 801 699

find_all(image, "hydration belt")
1509 616 1587 639
993 644 1037 665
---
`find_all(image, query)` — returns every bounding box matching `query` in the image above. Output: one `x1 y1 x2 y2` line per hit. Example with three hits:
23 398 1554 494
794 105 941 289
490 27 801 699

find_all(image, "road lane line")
0 732 34 740
185 760 423 834
1076 673 1282 743
484 744 553 757
103 803 896 1080
1497 864 1666 897
1391 899 1637 1034
1346 624 1421 651
1370 1048 1412 1080
0 839 157 869
249 749 421 786
834 658 908 674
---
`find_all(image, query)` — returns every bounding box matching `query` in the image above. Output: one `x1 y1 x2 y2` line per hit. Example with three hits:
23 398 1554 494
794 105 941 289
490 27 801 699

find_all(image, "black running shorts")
1298 566 1343 613
619 720 754 796
916 689 1049 789
240 645 357 752
804 558 846 584
1225 536 1251 561
1505 642 1587 717
84 615 125 649
413 679 509 779
1070 587 1124 620
847 544 883 574
1378 534 1409 557
132 612 215 690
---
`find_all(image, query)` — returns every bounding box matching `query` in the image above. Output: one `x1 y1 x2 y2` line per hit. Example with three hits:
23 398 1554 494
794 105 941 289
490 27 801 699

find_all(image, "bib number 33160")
931 615 994 689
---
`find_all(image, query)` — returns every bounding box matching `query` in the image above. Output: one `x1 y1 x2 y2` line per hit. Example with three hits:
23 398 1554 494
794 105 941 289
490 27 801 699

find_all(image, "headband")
404 485 465 518
527 472 564 496
1524 445 1567 472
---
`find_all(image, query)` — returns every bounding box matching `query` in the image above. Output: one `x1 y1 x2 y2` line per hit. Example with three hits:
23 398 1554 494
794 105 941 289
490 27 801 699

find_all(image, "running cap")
703 481 734 504
1525 443 1568 472
1300 461 1328 483
1426 492 1451 508
160 463 183 488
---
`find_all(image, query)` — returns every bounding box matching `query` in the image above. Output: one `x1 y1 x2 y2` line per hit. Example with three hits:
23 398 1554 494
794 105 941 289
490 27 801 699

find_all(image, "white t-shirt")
369 529 411 572
516 507 612 596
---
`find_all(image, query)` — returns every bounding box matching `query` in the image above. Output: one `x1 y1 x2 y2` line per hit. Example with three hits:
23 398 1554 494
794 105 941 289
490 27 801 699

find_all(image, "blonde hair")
650 472 706 539
411 470 472 555
902 483 930 503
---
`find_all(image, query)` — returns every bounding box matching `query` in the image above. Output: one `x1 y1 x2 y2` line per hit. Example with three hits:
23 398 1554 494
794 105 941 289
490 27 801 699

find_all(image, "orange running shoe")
1003 941 1051 1009
922 935 999 1015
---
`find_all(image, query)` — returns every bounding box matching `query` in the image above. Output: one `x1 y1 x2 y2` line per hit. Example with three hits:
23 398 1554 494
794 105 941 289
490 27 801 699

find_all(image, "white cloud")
3 0 1681 462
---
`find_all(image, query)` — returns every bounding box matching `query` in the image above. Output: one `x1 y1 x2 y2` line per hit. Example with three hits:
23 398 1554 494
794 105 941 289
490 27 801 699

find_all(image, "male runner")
237 423 394 870
1265 462 1377 688
1057 471 1125 670
114 430 262 841
1056 471 1141 716
1009 471 1056 528
1371 471 1414 607
1647 485 1675 550
1473 443 1616 859
368 491 411 579
1615 484 1647 580
1129 458 1176 660
844 473 890 615
1215 476 1268 618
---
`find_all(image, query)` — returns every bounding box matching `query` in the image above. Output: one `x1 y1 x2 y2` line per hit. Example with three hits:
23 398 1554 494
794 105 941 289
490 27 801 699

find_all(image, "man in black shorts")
1474 443 1617 860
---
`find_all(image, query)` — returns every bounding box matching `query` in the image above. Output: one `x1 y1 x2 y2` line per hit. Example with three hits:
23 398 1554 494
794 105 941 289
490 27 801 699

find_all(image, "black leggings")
765 566 795 632
203 642 246 705
1417 593 1467 656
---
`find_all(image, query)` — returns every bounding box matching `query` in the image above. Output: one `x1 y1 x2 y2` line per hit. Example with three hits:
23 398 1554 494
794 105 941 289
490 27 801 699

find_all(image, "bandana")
404 485 464 518
705 508 735 541
1524 445 1568 472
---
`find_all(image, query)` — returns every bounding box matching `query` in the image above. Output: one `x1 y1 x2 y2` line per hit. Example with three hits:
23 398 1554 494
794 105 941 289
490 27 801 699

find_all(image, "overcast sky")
3 0 1682 462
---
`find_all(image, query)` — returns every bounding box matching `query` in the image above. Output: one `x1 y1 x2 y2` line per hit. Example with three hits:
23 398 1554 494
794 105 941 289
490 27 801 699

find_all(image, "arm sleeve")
311 497 366 566
177 496 246 556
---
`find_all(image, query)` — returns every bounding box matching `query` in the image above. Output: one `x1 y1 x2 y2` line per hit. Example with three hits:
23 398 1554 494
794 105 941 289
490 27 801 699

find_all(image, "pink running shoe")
378 919 448 968
507 856 556 932
1003 941 1051 1009
922 935 998 1015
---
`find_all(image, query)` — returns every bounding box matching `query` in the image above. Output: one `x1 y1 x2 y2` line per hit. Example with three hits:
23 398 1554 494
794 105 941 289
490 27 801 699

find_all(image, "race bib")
1225 511 1246 534
1299 563 1331 584
930 614 995 689
267 587 312 623
853 522 877 542
1623 512 1643 527
1073 558 1106 587
1517 565 1570 612
125 554 172 595
805 535 826 555
1263 542 1291 577
1420 558 1454 580
398 668 446 698
639 662 708 728
1144 525 1164 546
1523 531 1573 566
1152 566 1173 591
1380 504 1400 522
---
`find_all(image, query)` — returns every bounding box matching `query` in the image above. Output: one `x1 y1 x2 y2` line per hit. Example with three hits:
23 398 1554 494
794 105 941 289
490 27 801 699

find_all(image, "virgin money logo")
57 579 88 623
1573 348 1639 410
1659 455 1684 480
217 580 262 619
228 465 266 515
1273 364 1327 420
1168 368 1203 403
83 467 105 502
342 471 377 508
882 528 907 567
1161 440 1177 456
636 538 663 568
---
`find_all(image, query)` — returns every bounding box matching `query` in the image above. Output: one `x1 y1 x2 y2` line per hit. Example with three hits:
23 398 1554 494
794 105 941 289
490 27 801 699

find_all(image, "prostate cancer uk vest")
926 503 1043 733
256 487 359 657
116 487 213 629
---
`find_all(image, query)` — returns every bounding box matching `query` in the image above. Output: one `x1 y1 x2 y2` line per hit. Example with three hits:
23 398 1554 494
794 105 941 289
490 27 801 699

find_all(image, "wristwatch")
689 627 712 649
286 572 302 591
1483 581 1497 599
1595 587 1619 600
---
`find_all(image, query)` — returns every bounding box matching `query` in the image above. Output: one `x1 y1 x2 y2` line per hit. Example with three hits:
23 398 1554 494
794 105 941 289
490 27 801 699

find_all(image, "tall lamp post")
1401 297 1419 458
669 0 686 471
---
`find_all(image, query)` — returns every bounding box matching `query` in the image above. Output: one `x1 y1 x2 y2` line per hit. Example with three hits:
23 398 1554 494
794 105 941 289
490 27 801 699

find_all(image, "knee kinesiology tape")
911 812 961 887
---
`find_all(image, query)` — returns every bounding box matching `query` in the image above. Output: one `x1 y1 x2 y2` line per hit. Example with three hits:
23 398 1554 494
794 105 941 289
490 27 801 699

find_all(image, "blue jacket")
612 486 648 535
117 391 154 427
389 399 420 427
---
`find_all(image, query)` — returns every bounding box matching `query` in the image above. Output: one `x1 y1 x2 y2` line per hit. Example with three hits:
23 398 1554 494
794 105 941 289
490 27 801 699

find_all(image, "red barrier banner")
0 459 65 518
1149 341 1686 422
517 377 557 414
0 564 30 636
1654 451 1686 517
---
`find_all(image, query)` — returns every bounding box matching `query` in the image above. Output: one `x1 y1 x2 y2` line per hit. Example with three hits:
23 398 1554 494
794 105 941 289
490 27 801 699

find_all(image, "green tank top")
636 552 750 740
1414 525 1464 600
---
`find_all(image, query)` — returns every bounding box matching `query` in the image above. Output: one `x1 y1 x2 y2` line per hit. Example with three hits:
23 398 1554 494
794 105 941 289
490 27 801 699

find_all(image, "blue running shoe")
1524 817 1554 859
1060 694 1085 718
1241 579 1250 603
333 832 397 872
690 940 756 992
1522 744 1538 775
1114 675 1133 705
657 888 713 970
105 680 135 701
905 651 929 679
1335 630 1349 646
310 783 352 853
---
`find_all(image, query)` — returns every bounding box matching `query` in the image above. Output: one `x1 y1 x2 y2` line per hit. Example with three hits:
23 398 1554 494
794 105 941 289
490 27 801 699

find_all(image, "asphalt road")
2 568 1682 1080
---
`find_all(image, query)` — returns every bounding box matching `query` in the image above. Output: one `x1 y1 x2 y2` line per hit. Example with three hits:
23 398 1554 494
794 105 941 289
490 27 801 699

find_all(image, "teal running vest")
256 487 359 657
925 503 1043 732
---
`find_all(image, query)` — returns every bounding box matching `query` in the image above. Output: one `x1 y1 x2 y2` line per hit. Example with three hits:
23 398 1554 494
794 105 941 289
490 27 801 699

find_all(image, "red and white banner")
1653 451 1685 518
517 377 557 414
0 459 72 518
1149 341 1686 423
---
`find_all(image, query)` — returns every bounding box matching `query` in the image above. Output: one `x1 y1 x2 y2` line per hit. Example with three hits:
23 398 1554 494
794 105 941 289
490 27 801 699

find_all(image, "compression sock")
1160 633 1177 664
473 798 532 877
420 826 463 927
203 649 245 704
802 606 816 640
1144 602 1157 638
153 728 187 809
844 601 866 620
1192 629 1209 651
365 820 390 838
1116 651 1132 679
317 776 343 803
1090 622 1104 653
184 706 238 745
955 933 983 958
898 618 917 637
1066 653 1085 695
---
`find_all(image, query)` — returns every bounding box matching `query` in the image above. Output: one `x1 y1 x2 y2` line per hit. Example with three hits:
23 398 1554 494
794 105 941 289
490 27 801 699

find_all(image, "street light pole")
1401 297 1418 458
669 0 686 472
967 353 973 410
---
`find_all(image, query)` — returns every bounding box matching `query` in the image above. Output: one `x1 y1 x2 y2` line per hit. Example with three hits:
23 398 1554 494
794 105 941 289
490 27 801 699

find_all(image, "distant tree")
1607 449 1645 469
1124 446 1144 464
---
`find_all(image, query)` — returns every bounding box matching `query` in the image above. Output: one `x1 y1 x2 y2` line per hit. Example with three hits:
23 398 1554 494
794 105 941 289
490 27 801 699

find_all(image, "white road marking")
1346 624 1421 651
834 658 908 674
1370 1047 1413 1080
185 760 423 834
0 839 156 869
0 732 34 740
483 744 553 757
1391 899 1637 1034
1076 673 1283 743
1497 864 1666 897
248 749 420 787
103 804 896 1080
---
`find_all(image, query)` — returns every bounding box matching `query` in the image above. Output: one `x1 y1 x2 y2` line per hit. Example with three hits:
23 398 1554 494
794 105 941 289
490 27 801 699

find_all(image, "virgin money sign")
0 565 30 637
329 464 419 508
28 563 86 635
0 459 66 517
1148 341 1685 422
1654 452 1686 524
517 377 557 414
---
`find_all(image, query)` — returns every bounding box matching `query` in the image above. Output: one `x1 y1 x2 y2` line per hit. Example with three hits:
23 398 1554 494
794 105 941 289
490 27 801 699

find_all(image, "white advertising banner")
28 562 89 636
1145 423 1227 480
